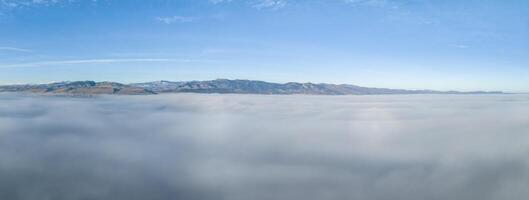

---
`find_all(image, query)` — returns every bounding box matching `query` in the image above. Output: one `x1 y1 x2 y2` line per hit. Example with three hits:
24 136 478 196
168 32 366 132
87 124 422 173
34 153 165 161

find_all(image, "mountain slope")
0 81 155 95
0 79 503 95
131 79 503 95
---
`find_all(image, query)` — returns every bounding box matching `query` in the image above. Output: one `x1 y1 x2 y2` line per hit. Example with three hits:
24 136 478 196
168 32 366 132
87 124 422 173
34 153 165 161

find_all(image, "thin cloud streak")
155 16 197 24
0 58 215 68
208 0 288 10
251 0 288 10
209 0 233 4
0 47 32 52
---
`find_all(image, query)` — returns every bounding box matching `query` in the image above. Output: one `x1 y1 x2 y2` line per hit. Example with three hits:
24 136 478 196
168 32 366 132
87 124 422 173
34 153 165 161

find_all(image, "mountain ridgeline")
0 79 504 95
131 79 504 95
0 81 155 95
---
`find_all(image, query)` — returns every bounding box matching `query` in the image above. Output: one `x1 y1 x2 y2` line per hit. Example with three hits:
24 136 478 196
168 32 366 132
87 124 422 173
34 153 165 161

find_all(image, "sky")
0 0 528 92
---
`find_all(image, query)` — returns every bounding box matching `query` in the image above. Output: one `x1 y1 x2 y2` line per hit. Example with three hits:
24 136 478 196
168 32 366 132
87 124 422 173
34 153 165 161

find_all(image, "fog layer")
1 94 529 200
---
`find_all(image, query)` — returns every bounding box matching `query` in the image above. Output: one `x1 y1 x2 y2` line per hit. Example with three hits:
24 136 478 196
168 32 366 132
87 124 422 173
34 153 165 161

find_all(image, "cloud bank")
1 94 529 200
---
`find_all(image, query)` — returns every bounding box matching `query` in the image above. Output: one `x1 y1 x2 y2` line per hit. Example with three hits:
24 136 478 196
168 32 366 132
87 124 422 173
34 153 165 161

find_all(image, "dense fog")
1 93 529 200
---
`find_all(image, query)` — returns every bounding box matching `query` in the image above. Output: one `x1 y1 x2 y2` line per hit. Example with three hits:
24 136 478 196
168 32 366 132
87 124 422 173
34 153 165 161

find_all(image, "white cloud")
0 47 32 52
0 58 213 68
342 0 395 8
209 0 288 10
343 0 386 5
1 0 68 8
209 0 233 4
0 0 98 17
155 16 197 24
451 44 470 49
1 94 529 199
251 0 287 10
0 0 98 12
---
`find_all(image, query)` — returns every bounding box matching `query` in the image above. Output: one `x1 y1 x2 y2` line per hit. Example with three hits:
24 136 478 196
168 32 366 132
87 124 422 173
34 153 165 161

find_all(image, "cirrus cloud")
0 46 32 53
0 58 215 68
155 16 198 24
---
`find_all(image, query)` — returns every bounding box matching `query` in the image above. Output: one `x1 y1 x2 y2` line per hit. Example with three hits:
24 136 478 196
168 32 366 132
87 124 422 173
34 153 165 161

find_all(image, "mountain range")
0 79 504 95
0 81 154 95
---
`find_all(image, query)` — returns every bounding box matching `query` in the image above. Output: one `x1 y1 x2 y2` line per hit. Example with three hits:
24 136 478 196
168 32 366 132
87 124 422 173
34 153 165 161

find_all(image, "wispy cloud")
343 0 388 6
451 44 470 49
209 0 233 4
342 0 398 9
0 58 213 68
251 0 287 10
1 0 98 19
208 0 398 10
0 46 32 52
155 16 197 24
0 0 88 9
209 0 288 10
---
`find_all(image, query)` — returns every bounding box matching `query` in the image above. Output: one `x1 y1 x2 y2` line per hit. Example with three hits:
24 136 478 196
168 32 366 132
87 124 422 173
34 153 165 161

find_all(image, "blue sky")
0 0 528 92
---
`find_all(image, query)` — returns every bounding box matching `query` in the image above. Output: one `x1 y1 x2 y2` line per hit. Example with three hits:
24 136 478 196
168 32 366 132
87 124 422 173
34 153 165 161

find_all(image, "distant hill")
0 79 503 95
133 79 503 95
0 81 155 95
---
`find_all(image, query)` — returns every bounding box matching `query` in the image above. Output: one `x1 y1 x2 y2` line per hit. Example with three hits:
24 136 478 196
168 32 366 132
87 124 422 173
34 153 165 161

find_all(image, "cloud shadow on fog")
1 94 529 200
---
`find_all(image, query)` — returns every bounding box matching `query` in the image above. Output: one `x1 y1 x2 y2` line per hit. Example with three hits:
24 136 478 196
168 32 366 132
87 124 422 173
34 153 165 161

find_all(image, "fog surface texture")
1 94 529 200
